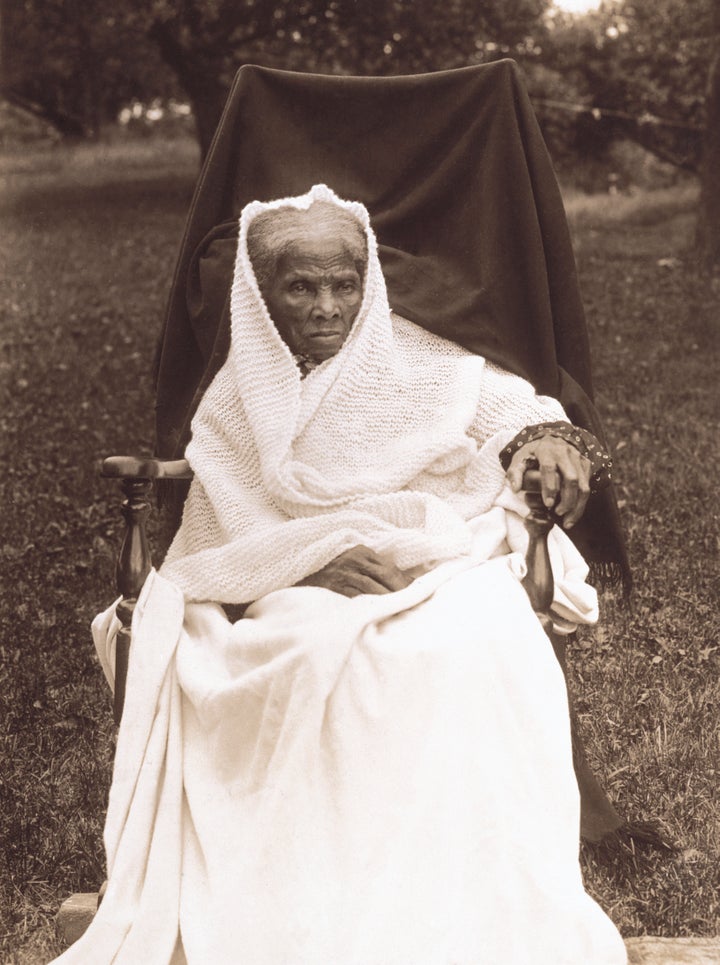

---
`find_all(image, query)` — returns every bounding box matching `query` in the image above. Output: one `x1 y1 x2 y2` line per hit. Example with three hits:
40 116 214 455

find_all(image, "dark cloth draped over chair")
153 59 629 588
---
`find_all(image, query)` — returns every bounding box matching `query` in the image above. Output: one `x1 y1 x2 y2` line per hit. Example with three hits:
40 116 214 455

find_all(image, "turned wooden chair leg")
101 456 193 725
520 469 628 844
520 469 554 633
112 477 153 724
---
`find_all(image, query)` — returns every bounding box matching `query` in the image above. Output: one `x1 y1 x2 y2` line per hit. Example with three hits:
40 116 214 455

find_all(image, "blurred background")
1 1 718 962
1 0 718 215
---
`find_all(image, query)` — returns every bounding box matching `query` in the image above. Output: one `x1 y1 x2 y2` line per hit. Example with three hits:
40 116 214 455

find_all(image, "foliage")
562 182 720 928
0 0 181 136
0 138 198 958
540 0 720 267
540 0 714 172
1 0 550 150
146 0 552 151
0 140 718 960
3 0 717 233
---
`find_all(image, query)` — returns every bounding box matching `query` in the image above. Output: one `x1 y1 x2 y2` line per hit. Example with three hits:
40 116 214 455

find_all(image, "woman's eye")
290 282 309 294
339 282 357 293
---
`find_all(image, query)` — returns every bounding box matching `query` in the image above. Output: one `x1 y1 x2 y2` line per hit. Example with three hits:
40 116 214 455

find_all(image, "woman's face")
261 231 364 363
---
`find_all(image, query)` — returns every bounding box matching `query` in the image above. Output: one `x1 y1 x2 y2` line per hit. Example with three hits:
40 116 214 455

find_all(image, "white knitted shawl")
161 184 566 603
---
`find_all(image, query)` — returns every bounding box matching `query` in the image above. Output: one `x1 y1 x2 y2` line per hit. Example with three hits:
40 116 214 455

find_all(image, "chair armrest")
101 456 193 480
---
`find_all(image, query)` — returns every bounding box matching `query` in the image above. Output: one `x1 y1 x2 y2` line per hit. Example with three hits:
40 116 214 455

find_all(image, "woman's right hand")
296 545 413 597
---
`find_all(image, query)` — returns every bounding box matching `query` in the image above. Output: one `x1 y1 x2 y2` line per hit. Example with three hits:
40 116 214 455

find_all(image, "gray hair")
246 200 368 294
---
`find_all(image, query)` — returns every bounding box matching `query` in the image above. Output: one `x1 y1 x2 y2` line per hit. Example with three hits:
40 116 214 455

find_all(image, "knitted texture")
161 185 567 603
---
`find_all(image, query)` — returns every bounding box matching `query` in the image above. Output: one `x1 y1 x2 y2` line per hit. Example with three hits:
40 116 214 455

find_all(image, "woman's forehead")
277 210 359 243
279 234 362 272
252 201 365 249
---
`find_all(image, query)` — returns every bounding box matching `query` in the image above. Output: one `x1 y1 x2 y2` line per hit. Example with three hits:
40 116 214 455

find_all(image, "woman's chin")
303 333 347 361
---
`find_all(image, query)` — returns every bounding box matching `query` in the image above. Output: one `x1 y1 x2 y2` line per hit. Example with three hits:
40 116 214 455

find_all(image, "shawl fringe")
588 560 633 596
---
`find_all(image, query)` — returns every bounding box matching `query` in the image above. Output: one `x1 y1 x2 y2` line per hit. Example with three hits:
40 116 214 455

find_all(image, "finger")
342 573 392 597
357 556 413 592
506 450 537 492
337 544 377 564
561 467 590 527
563 484 590 529
554 468 579 518
333 547 411 593
539 463 561 509
553 450 590 526
377 566 414 592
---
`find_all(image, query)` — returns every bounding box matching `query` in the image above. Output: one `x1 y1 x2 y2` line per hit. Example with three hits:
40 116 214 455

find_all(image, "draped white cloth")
55 511 626 965
52 186 628 963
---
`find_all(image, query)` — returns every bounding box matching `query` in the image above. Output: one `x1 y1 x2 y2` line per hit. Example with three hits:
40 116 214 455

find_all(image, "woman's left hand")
506 435 591 529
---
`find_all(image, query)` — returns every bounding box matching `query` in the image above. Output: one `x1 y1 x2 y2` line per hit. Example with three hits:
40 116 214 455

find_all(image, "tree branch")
0 88 85 136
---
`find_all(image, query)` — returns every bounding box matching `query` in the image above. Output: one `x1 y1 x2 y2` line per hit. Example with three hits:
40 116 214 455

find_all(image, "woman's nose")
313 288 340 319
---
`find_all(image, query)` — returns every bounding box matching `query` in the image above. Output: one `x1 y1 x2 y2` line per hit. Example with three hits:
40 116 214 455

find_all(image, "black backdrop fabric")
152 59 630 585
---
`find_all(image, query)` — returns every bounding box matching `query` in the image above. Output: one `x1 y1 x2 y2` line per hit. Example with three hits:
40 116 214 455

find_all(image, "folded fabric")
55 531 624 964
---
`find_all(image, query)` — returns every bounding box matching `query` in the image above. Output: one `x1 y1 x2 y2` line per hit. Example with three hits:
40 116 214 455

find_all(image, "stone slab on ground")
56 897 720 963
626 937 720 964
55 892 98 946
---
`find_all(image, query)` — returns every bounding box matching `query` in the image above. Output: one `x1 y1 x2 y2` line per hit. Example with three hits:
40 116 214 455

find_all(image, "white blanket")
53 503 626 965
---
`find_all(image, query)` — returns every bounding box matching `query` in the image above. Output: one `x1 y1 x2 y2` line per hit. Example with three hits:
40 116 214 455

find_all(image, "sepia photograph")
1 1 718 962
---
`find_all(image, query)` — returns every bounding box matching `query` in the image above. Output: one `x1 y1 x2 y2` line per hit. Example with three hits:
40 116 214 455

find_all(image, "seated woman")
54 184 627 965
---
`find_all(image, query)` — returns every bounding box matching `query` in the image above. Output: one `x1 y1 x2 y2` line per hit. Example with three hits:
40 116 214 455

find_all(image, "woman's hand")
506 435 591 529
296 545 413 597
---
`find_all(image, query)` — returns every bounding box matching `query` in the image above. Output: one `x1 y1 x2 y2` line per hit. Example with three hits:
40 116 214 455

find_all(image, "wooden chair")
100 457 557 725
96 454 633 851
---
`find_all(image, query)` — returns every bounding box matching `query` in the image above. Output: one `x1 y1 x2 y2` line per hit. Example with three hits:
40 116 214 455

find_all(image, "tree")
1 0 550 155
0 0 180 137
143 0 551 157
695 1 720 270
541 0 712 172
540 0 719 268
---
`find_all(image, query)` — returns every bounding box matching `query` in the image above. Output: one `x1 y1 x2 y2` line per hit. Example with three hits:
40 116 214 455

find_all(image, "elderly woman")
55 185 626 965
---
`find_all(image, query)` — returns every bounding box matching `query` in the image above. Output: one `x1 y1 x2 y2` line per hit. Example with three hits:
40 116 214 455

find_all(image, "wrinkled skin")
262 236 363 363
296 545 413 597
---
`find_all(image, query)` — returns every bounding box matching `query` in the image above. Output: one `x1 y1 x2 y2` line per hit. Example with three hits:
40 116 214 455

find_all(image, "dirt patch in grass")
1 142 718 960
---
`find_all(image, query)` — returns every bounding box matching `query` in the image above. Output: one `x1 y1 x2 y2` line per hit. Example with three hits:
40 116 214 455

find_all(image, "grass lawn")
0 138 718 962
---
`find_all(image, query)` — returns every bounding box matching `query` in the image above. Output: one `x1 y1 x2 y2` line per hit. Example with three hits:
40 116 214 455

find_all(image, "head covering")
153 60 629 587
